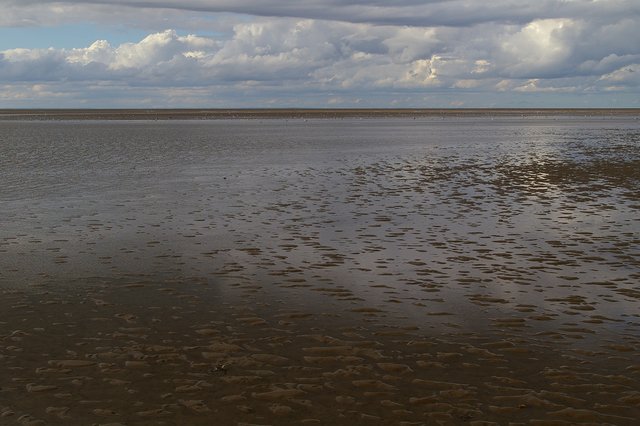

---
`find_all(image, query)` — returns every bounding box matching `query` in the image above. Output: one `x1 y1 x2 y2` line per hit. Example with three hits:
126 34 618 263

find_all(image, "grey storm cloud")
7 0 640 27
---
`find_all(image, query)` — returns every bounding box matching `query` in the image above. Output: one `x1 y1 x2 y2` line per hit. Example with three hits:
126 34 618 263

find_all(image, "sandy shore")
2 275 639 425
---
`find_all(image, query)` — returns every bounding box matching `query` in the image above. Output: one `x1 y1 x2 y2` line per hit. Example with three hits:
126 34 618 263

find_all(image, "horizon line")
2 107 639 121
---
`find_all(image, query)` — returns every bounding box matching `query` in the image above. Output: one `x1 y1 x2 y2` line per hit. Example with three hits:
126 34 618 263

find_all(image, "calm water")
1 118 639 307
1 116 640 425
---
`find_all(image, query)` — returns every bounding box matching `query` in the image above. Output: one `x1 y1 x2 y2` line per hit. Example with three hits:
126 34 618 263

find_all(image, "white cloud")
498 19 578 78
600 64 640 85
67 40 114 65
0 0 639 107
513 79 578 93
453 79 481 89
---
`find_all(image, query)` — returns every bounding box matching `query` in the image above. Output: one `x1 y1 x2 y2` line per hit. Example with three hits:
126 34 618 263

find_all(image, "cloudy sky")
1 0 639 108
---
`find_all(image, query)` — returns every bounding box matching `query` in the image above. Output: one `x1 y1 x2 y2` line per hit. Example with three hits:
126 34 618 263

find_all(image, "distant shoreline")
1 108 639 121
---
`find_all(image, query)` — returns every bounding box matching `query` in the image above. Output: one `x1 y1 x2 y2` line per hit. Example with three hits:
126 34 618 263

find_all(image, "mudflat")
1 115 639 425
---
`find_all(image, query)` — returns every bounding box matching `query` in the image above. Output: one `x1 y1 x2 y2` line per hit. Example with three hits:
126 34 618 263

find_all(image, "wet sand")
1 115 639 425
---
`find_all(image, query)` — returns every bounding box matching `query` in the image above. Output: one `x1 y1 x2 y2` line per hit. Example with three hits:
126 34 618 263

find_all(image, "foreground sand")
2 275 640 426
1 116 639 425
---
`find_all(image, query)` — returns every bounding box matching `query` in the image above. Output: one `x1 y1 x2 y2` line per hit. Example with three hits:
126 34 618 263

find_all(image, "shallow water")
1 116 640 425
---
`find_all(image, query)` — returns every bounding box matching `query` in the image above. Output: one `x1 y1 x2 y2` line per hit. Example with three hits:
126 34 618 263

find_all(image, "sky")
0 0 639 108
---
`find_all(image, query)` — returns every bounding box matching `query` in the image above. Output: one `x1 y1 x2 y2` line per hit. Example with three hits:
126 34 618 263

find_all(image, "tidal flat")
1 114 639 425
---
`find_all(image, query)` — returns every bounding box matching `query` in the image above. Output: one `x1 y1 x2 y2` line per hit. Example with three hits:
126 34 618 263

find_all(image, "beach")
1 113 639 425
